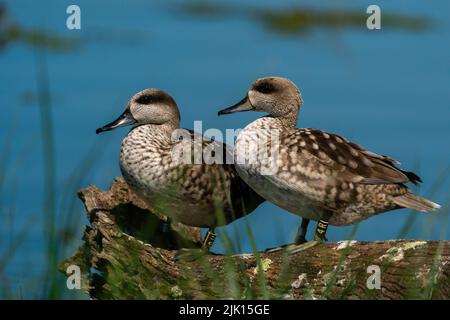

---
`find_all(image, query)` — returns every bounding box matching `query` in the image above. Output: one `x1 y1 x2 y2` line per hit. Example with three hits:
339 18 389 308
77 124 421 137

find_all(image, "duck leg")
288 219 329 254
161 217 171 233
265 218 329 253
313 219 329 241
175 227 216 261
294 218 310 244
201 227 217 252
160 217 177 249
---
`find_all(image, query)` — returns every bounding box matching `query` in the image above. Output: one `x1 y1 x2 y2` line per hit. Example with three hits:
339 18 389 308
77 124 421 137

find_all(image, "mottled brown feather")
284 128 421 185
169 130 265 223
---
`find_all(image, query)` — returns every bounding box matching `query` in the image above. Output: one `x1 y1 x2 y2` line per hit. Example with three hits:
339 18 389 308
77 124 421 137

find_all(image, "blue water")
1 0 449 298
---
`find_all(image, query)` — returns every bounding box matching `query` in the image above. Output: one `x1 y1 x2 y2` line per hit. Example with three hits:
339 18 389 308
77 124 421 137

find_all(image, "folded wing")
283 128 422 186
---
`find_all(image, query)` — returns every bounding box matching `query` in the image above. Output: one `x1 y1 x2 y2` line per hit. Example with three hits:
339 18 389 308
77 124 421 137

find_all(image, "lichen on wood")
60 177 450 300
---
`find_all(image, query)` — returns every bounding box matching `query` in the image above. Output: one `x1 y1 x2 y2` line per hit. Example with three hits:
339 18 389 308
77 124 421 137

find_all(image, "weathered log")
60 177 450 300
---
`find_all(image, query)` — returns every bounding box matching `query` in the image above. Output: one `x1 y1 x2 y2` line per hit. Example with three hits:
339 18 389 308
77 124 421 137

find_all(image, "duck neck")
139 121 180 140
271 108 298 130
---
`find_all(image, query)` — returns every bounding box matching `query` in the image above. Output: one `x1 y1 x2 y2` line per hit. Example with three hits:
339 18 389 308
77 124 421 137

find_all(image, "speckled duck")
218 77 440 251
96 89 264 250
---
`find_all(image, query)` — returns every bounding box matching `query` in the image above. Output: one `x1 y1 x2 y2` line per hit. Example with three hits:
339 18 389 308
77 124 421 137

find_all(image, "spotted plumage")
120 126 263 227
219 77 440 230
97 89 264 230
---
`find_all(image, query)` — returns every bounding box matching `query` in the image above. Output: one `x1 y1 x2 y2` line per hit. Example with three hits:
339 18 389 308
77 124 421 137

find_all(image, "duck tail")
393 193 441 212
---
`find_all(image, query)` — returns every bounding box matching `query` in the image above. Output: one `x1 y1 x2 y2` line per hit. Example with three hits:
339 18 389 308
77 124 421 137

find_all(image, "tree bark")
60 177 450 300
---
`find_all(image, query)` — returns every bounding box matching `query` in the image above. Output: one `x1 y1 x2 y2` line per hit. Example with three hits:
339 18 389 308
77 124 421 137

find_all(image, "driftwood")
60 177 450 300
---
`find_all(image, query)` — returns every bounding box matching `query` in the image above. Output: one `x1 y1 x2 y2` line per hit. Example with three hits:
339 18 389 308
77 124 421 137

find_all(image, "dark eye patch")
135 94 153 105
134 91 178 109
254 82 276 94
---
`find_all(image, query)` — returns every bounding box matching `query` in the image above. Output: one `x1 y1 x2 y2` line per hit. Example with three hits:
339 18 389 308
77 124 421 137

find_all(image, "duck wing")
171 129 264 218
282 128 422 185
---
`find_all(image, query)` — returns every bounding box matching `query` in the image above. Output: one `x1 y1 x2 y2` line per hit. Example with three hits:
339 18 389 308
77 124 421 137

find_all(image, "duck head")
218 77 302 119
96 89 180 134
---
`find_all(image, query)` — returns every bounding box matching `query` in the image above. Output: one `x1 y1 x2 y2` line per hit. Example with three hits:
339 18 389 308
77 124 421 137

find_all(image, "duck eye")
255 82 276 94
136 94 153 105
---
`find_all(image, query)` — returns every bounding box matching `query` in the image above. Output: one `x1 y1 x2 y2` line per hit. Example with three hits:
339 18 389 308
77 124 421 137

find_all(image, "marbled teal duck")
218 77 440 252
96 89 264 250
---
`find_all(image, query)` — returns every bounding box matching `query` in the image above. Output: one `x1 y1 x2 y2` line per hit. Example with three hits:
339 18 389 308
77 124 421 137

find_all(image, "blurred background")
0 0 449 299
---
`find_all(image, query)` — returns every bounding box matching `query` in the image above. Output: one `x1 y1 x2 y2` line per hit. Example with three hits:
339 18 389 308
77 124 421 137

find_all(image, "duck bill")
96 109 136 134
218 96 254 116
